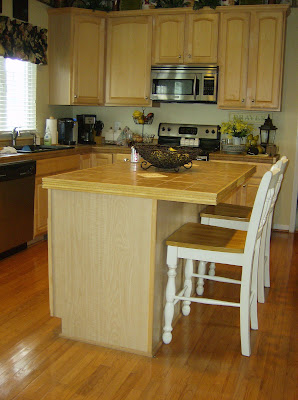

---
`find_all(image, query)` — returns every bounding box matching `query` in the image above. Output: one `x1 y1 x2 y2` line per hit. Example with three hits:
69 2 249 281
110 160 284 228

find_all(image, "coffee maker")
77 114 97 144
58 118 78 145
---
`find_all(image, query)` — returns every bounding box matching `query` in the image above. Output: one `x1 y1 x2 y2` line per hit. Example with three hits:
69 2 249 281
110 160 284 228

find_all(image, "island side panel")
49 189 157 355
151 201 204 354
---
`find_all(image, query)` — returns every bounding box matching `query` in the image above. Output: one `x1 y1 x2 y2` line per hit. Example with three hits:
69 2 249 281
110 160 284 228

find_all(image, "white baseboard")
272 224 290 232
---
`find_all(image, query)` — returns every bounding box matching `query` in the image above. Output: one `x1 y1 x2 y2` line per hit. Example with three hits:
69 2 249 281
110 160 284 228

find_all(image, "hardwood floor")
0 232 297 400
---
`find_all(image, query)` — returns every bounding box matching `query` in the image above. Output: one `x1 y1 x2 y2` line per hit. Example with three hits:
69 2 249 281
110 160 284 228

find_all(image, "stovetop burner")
157 123 220 153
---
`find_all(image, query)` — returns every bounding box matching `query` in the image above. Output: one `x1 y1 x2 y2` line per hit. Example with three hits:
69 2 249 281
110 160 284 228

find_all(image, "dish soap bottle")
44 126 52 145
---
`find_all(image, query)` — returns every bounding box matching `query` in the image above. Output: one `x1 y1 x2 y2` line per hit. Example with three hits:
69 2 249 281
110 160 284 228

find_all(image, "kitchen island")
43 161 255 356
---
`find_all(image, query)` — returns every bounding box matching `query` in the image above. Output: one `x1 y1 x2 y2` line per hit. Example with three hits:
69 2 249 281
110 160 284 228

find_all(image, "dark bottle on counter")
112 0 120 10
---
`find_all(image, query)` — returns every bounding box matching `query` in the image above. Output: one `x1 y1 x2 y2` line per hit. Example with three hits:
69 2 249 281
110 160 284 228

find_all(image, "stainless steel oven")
151 65 218 103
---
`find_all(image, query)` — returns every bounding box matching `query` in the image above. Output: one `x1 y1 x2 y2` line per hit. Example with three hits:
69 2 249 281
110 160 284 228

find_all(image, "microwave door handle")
193 75 197 100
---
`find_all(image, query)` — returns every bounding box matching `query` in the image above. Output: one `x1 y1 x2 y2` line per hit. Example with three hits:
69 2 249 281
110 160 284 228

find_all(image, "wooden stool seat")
200 203 252 222
166 223 247 253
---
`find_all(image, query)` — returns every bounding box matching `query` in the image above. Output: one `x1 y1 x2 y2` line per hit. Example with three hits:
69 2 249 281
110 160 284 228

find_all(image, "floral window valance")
0 16 47 65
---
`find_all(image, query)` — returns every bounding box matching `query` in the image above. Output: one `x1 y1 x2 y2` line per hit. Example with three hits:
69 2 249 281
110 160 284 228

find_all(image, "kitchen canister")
45 116 58 144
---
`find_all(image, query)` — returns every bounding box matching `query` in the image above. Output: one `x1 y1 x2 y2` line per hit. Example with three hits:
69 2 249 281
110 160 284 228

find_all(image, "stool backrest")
244 167 281 259
270 156 288 213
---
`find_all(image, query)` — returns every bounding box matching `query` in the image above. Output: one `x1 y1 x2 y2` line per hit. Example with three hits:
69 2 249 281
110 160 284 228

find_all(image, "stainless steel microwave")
150 65 218 103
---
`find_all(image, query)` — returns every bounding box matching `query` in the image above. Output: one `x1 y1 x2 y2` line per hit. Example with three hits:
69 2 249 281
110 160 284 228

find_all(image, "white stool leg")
240 266 251 357
258 231 266 303
182 259 193 316
163 247 178 345
264 216 273 288
196 261 206 295
208 262 216 276
251 240 260 330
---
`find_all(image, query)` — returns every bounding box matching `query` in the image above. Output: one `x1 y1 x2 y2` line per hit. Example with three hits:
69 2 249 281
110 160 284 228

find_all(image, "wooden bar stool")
200 157 288 303
162 167 280 356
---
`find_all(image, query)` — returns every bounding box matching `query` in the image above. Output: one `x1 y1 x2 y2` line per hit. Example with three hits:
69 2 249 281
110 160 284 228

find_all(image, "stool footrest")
193 273 241 285
174 295 240 308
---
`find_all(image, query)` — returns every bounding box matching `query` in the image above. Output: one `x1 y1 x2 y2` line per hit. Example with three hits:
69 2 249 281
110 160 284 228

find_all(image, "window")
0 57 36 132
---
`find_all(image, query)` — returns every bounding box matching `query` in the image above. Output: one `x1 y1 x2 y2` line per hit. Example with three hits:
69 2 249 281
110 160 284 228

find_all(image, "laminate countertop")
43 161 256 205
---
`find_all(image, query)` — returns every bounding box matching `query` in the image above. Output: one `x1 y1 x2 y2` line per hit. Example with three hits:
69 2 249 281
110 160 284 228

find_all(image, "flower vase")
233 137 241 145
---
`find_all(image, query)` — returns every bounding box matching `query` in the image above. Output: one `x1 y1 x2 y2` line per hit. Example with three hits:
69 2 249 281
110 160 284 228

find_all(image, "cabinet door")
185 14 218 64
247 11 285 110
218 12 250 109
113 153 131 163
92 153 113 166
152 15 185 64
72 15 105 105
105 16 152 106
80 153 93 169
34 177 48 237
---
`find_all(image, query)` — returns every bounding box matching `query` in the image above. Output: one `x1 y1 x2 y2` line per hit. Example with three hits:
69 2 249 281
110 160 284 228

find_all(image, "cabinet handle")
252 99 255 103
241 99 245 103
74 94 77 99
145 96 148 100
243 184 246 188
178 55 182 58
188 54 191 58
123 158 129 162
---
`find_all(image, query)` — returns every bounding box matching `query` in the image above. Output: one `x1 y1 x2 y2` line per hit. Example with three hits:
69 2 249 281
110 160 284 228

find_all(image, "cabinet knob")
145 96 148 100
188 54 191 58
252 99 255 103
74 94 77 99
123 158 129 162
178 55 182 59
243 184 246 188
241 99 245 103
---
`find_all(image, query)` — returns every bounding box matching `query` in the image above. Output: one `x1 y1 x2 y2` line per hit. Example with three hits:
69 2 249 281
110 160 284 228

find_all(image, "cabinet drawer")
36 155 80 177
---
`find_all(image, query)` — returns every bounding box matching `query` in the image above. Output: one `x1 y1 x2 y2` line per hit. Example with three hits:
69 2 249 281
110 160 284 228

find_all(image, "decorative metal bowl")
133 144 204 172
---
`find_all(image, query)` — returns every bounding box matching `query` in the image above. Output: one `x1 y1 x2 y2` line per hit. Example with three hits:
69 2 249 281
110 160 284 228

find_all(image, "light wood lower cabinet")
212 161 272 207
92 153 113 166
34 155 81 237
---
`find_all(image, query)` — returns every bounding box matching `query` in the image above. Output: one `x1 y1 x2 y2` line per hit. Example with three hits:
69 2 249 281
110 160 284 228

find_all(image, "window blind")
0 57 36 132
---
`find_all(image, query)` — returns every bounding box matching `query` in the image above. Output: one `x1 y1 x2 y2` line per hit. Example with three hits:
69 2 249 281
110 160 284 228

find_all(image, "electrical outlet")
114 122 121 131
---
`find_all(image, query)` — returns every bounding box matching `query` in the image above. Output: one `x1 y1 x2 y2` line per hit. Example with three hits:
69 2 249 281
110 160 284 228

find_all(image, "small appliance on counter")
58 118 78 145
77 114 97 144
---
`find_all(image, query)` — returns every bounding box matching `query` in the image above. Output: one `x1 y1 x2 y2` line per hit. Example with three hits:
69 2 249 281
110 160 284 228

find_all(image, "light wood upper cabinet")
247 11 285 110
218 7 288 111
48 9 105 106
152 14 185 64
185 13 219 64
152 13 218 65
105 16 153 106
217 11 250 109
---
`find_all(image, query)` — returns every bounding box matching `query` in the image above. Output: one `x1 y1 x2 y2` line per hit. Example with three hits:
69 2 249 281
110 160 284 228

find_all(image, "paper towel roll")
46 117 58 145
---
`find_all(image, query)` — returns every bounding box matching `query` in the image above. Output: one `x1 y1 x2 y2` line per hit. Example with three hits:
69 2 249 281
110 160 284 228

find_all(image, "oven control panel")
158 123 220 140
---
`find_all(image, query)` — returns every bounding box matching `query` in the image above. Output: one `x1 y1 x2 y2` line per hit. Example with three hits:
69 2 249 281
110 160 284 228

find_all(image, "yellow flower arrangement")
221 117 254 138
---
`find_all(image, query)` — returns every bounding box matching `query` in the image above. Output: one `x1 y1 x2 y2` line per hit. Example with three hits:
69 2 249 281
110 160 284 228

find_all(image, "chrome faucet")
11 127 21 146
30 132 37 145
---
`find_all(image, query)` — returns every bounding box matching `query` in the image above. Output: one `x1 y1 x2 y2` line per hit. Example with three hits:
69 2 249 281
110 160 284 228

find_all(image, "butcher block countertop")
43 161 256 205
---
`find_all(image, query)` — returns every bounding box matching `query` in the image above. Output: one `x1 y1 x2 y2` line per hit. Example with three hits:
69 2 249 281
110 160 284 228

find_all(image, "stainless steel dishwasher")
0 160 36 257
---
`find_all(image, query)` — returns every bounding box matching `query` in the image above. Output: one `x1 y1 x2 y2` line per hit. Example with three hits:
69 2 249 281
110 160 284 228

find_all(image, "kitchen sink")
14 145 75 153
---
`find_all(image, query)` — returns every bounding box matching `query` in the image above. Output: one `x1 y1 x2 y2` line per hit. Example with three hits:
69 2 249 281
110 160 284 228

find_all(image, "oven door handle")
193 75 197 100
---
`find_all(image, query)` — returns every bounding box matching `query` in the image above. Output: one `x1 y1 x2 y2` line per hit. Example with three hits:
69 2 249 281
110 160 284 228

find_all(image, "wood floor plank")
0 233 296 400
